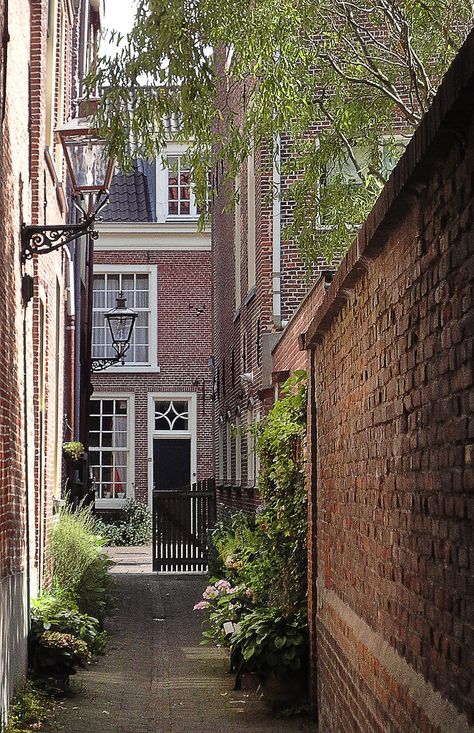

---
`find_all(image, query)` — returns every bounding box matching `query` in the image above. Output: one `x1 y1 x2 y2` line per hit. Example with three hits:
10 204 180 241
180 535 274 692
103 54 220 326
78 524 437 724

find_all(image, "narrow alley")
53 548 310 733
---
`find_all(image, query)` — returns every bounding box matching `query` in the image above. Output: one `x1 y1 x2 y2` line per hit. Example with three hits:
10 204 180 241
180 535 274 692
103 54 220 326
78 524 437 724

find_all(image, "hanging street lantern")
91 292 138 372
21 99 114 262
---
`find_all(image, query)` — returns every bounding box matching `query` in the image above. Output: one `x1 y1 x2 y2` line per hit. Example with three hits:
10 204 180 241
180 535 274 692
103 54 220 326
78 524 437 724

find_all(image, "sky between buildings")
102 0 137 57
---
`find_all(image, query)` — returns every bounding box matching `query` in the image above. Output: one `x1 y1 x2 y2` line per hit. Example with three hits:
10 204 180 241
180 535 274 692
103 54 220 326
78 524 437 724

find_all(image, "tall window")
92 272 150 365
247 149 256 292
218 421 224 483
235 414 241 485
226 419 232 484
234 176 242 310
167 155 199 217
89 398 130 502
247 406 256 488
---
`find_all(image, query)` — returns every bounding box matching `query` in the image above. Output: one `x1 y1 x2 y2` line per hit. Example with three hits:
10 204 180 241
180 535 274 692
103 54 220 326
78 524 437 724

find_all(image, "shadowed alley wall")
304 31 474 732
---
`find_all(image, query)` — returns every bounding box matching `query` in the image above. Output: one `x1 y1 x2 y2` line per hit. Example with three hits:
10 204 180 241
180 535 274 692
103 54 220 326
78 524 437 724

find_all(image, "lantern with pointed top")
91 293 137 371
21 99 114 263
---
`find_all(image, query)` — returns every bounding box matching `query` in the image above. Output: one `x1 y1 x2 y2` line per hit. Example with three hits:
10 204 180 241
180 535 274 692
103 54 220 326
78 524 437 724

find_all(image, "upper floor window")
247 149 256 291
92 266 157 369
167 155 196 217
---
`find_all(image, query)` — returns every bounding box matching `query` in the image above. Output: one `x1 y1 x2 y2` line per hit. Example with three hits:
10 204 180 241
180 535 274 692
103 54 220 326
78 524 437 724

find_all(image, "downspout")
272 133 282 329
73 240 81 439
22 301 31 623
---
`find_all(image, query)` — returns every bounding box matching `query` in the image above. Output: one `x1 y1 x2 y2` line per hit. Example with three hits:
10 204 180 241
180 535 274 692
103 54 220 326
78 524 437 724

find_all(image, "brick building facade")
211 66 326 514
0 1 101 725
269 29 474 732
92 159 213 513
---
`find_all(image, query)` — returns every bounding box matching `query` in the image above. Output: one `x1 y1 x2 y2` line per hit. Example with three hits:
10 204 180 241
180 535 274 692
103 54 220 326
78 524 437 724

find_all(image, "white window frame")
156 143 200 223
226 418 232 484
234 175 242 311
218 420 224 485
246 405 256 488
92 264 158 372
90 393 135 509
147 392 197 508
235 413 242 486
247 149 256 292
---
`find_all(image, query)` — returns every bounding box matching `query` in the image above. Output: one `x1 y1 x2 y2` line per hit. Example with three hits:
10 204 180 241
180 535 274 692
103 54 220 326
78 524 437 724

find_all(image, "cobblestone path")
54 547 311 733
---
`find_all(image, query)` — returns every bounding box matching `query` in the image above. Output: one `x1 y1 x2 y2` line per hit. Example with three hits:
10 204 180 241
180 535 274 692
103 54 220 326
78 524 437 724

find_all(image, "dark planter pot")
261 669 307 709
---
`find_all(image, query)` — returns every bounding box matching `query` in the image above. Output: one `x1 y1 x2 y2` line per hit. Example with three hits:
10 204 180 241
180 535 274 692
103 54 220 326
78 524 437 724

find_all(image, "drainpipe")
272 133 282 329
73 240 81 440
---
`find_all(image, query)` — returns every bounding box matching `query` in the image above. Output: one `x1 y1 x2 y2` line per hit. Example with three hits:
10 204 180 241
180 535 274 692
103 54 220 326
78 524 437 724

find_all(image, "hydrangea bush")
194 373 308 685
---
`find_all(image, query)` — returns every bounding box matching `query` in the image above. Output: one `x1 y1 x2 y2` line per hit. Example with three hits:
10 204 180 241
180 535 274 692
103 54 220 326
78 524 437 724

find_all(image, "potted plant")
62 441 85 461
229 607 308 705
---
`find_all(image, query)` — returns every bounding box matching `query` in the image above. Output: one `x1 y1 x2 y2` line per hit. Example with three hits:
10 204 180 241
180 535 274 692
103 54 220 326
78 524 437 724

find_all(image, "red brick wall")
92 249 213 505
306 34 474 732
272 271 334 378
29 0 72 589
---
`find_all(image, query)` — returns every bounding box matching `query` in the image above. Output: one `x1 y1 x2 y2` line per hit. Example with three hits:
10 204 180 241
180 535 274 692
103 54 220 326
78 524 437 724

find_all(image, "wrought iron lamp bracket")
21 219 98 262
21 191 110 264
91 345 130 372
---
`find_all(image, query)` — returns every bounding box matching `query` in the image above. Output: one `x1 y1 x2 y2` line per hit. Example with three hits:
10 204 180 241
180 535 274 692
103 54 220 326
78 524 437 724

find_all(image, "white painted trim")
156 144 202 224
92 264 158 369
91 393 136 509
147 392 198 509
95 222 210 251
226 419 232 483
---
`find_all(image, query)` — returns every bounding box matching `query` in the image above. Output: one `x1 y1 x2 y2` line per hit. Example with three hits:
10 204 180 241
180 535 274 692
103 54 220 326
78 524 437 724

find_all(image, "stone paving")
54 547 311 733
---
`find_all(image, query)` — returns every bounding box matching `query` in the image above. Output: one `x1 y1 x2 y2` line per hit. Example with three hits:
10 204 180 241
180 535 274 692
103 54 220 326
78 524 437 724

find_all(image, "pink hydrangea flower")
193 601 210 611
203 585 219 600
215 579 231 591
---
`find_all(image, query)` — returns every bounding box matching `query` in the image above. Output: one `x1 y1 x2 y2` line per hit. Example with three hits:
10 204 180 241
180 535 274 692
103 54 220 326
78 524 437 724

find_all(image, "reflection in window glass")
154 400 189 431
89 398 129 500
92 273 150 365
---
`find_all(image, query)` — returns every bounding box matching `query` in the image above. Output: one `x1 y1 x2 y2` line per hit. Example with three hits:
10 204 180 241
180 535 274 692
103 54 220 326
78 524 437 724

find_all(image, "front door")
153 437 191 491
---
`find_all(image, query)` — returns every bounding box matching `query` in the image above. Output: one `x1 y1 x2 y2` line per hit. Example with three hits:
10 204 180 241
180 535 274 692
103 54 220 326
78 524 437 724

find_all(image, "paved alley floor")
54 547 311 733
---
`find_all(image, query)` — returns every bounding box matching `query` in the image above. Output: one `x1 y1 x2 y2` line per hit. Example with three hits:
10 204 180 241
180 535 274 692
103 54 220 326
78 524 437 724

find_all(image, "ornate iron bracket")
90 345 130 372
21 219 98 262
21 191 110 263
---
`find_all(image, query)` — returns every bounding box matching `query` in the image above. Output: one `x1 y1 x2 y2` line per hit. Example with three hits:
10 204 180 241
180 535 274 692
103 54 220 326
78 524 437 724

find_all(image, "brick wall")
271 271 334 380
304 32 474 732
0 0 31 722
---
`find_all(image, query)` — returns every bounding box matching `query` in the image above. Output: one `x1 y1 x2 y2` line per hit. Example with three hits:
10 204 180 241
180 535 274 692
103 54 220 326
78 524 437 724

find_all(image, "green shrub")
193 578 256 647
29 631 90 679
4 681 51 733
94 499 152 546
30 595 107 655
230 607 308 680
48 503 113 622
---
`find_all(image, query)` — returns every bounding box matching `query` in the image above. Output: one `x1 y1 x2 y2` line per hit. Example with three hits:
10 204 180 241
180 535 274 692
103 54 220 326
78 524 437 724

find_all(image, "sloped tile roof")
103 162 153 222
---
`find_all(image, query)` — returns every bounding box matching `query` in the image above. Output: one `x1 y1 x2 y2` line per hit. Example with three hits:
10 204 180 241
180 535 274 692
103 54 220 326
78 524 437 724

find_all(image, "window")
234 176 242 310
247 405 256 488
90 398 131 502
226 419 232 483
218 421 224 483
155 399 189 431
167 155 196 216
92 268 156 368
235 414 241 485
247 150 256 291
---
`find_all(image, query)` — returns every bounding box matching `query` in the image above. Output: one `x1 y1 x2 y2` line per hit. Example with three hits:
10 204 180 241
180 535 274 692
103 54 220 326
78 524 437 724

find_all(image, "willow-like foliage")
89 0 473 264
